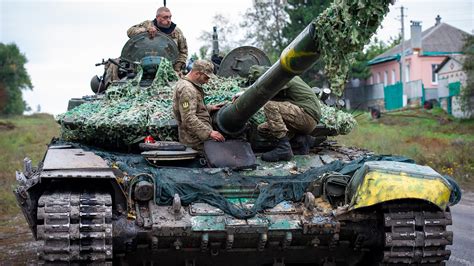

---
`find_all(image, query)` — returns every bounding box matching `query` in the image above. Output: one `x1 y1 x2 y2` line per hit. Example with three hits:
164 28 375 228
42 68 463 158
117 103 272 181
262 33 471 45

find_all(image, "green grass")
0 114 59 215
335 108 474 190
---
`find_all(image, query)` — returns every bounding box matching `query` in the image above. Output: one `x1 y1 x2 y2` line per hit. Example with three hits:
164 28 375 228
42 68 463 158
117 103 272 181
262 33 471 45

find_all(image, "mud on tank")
14 1 461 265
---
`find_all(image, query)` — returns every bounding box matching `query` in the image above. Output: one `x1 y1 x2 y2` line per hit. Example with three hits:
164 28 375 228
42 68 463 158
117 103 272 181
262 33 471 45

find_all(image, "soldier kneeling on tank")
246 65 322 162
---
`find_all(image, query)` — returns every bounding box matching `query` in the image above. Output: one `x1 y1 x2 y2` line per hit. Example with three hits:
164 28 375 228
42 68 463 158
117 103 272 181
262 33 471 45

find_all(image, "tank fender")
346 161 452 211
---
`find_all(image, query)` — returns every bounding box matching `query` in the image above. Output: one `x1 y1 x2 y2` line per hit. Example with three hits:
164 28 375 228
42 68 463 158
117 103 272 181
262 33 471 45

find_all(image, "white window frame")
391 69 396 84
432 64 439 84
405 64 410 82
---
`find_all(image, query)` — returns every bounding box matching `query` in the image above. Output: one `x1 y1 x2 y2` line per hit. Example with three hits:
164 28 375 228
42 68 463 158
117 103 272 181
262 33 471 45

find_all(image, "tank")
13 1 460 265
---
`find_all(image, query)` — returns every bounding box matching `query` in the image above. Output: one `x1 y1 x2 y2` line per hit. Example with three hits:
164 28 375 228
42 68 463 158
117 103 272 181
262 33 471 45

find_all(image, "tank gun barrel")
214 22 320 135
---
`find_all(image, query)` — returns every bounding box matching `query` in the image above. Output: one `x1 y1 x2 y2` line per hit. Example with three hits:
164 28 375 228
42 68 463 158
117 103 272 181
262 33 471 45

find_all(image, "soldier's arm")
174 28 188 71
127 20 153 38
178 88 212 141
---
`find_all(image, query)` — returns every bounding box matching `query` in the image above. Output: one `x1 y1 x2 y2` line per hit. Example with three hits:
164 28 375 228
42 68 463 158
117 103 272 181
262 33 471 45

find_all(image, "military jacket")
172 79 212 149
273 76 322 121
127 20 188 69
249 65 321 121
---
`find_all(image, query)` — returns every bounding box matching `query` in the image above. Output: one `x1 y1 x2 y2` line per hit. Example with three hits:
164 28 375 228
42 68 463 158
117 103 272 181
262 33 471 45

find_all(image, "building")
436 55 473 118
365 16 469 111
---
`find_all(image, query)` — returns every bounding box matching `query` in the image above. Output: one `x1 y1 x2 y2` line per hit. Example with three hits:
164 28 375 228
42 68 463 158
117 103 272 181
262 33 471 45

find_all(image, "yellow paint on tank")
350 171 451 210
280 48 318 74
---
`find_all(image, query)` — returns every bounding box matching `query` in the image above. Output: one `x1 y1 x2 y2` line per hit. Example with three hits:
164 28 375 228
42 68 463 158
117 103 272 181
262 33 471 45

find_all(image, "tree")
283 0 331 42
282 0 331 87
461 34 474 111
241 0 289 61
0 43 32 115
198 14 241 59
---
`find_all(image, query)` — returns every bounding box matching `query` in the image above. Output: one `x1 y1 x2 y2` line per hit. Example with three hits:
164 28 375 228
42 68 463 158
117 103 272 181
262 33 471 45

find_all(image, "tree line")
198 0 400 88
0 43 32 115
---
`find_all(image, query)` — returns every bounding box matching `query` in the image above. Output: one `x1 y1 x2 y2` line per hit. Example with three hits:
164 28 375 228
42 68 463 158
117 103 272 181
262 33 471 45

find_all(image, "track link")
383 204 453 265
37 189 113 264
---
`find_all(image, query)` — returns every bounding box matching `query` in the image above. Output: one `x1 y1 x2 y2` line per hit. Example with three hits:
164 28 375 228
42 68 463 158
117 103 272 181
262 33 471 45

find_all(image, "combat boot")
261 137 294 162
292 135 314 155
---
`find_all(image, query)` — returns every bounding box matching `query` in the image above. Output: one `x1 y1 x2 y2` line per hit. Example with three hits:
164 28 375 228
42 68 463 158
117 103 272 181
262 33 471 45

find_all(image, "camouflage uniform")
127 20 188 72
249 66 321 139
259 101 317 139
172 78 213 150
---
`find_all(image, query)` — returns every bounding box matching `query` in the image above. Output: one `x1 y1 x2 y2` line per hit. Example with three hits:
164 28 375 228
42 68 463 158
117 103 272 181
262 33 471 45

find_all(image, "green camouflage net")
57 57 356 147
313 0 390 96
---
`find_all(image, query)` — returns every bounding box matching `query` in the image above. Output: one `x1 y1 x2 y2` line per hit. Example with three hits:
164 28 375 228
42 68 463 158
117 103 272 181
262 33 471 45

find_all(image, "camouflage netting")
314 0 391 96
57 58 356 147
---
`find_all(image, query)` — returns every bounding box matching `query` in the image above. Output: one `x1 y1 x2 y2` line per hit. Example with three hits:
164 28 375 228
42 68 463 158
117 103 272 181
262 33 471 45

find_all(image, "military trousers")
258 101 317 139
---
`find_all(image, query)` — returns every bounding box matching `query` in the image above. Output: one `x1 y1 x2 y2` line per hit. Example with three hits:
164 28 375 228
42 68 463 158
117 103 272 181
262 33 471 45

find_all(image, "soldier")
127 6 188 74
103 7 188 89
172 60 225 150
247 65 322 162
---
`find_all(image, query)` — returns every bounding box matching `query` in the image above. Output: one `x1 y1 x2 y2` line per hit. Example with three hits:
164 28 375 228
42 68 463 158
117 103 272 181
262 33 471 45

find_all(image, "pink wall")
369 54 446 89
369 60 400 85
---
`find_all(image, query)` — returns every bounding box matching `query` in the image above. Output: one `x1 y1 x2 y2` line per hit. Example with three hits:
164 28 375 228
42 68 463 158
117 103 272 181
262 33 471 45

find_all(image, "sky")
1 0 472 115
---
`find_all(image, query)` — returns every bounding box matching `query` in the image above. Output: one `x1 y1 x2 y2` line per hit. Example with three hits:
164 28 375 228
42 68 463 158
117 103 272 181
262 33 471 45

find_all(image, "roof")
435 54 466 73
369 23 470 65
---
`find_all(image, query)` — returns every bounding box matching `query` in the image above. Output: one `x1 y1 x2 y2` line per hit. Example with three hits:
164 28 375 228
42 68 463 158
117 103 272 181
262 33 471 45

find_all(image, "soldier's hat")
192 60 216 78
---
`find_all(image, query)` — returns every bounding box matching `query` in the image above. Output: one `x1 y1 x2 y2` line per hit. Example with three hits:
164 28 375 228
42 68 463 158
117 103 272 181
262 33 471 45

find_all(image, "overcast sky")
1 0 472 115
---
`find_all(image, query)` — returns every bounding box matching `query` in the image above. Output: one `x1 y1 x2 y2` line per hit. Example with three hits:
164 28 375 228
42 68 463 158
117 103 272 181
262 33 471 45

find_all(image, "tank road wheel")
36 189 113 265
381 203 453 265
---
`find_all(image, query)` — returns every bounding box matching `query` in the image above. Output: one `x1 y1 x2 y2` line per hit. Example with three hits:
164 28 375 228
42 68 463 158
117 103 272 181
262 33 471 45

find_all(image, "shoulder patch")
182 101 189 110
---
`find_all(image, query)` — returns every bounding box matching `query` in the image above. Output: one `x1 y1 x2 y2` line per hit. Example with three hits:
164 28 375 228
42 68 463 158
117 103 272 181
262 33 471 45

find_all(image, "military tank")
14 1 460 265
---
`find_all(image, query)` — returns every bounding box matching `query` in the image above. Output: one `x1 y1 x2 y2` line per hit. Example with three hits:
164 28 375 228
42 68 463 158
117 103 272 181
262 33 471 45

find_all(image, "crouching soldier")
248 65 322 162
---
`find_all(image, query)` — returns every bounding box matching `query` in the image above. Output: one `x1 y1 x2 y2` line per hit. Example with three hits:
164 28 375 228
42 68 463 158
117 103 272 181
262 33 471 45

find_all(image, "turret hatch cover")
121 32 179 63
218 46 271 78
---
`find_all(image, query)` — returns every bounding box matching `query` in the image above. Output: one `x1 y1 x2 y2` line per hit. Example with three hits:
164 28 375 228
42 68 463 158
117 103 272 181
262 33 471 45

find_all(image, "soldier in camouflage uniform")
248 65 322 162
173 60 225 150
127 6 188 73
103 7 188 88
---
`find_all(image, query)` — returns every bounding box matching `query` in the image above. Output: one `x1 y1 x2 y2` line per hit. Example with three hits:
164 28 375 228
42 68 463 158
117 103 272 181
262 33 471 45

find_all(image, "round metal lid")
217 46 271 78
120 32 179 63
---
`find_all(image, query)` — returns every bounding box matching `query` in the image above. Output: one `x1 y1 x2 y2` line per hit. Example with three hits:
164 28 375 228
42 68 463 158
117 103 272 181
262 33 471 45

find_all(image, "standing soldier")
103 7 188 89
127 6 188 74
172 60 225 150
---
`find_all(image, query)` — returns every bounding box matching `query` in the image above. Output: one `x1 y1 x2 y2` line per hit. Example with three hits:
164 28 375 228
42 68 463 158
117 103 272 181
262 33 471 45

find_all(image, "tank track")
382 204 453 265
36 189 113 264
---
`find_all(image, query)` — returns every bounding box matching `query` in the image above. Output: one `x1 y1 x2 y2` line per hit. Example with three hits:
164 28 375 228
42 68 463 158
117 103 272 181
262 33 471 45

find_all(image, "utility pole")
399 6 405 87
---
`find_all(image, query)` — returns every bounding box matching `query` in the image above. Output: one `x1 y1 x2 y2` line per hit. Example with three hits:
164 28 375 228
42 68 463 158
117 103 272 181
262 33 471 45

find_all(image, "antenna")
163 0 166 7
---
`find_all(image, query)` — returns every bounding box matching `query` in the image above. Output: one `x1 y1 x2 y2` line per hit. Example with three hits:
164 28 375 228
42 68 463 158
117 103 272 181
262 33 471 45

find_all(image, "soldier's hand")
147 26 157 38
209 130 225 142
209 103 225 112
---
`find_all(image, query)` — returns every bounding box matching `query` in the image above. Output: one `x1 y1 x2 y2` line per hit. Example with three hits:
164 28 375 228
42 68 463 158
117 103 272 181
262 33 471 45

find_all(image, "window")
377 72 381 84
405 64 410 82
384 71 388 86
391 69 396 84
369 75 373 85
432 64 439 84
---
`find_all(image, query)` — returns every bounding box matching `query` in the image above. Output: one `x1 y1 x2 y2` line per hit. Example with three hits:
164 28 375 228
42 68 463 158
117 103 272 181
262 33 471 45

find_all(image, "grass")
0 114 59 216
335 107 474 190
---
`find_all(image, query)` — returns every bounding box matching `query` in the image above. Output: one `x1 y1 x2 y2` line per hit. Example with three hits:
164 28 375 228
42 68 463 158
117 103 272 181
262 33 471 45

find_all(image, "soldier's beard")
157 22 171 28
